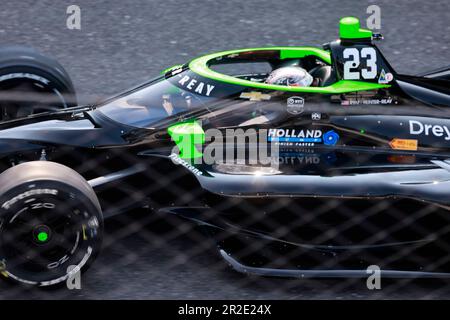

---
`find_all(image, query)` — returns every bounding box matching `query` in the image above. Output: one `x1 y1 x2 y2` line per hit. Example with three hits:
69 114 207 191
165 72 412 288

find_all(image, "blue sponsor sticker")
323 130 340 146
267 137 321 143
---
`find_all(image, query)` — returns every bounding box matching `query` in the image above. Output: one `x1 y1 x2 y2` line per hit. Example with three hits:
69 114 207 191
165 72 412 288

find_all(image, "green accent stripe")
167 121 205 159
189 47 389 94
278 47 331 63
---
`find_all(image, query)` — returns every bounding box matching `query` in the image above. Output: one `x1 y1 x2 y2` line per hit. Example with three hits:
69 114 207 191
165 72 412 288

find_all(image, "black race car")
0 17 449 286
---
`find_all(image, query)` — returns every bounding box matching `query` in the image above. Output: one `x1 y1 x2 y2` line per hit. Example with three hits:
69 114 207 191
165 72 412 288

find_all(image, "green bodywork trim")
190 47 330 70
167 121 205 159
189 46 389 93
278 47 331 64
339 16 372 39
161 64 184 75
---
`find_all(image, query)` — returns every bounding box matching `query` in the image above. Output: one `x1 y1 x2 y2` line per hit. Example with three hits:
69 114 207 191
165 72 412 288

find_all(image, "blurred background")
0 0 449 299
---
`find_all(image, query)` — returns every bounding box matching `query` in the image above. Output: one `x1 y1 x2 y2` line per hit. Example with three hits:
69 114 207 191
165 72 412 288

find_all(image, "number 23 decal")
343 47 377 80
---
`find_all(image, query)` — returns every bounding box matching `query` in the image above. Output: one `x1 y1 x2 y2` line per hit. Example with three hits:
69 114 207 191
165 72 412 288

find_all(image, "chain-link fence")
1 131 450 300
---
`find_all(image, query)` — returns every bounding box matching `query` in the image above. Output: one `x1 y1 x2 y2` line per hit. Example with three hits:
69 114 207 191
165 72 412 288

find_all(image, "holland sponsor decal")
272 155 320 165
268 128 322 143
267 128 339 146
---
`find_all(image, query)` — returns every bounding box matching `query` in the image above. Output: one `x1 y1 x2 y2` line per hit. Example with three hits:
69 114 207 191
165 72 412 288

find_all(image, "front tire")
0 161 103 287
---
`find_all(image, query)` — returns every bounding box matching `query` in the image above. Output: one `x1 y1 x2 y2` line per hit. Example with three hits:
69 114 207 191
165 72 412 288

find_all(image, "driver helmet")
265 66 313 87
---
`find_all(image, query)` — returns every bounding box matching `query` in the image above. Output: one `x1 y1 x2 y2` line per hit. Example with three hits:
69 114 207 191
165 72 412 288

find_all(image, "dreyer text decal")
178 75 215 96
409 120 450 141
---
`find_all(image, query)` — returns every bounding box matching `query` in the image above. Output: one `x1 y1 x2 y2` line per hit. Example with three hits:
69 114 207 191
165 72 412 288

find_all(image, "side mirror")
372 33 384 41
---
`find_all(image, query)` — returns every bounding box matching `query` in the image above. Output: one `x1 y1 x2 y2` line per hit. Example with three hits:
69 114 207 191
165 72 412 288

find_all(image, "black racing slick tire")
0 46 76 121
0 161 103 287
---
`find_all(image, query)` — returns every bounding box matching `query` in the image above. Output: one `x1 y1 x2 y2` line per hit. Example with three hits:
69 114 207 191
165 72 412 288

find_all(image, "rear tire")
0 46 76 121
0 161 102 287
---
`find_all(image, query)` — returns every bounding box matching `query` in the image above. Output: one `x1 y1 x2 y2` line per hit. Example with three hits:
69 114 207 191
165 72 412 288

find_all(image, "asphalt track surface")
0 0 450 299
